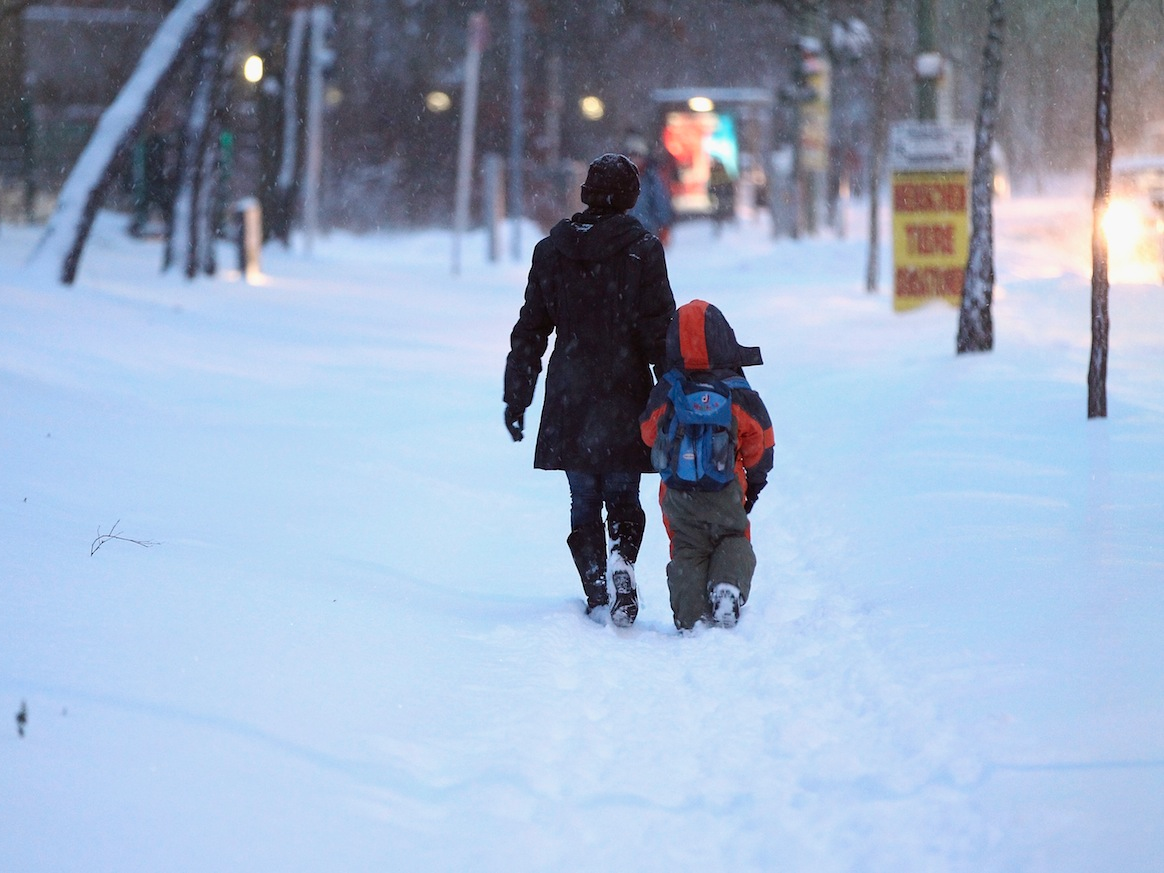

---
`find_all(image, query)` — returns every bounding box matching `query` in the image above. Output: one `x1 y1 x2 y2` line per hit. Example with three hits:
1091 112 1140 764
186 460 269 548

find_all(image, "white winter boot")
608 552 638 628
708 582 741 628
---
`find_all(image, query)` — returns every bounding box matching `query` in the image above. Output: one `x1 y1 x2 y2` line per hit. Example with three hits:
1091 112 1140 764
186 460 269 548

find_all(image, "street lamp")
243 54 263 84
579 95 604 120
426 91 452 113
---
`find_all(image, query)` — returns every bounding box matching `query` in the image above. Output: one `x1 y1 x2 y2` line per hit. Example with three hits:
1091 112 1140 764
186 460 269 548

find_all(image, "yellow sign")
799 64 830 174
892 171 969 312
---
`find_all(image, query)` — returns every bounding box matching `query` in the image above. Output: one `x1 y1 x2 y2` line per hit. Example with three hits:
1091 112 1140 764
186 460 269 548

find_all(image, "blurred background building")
3 1 1164 234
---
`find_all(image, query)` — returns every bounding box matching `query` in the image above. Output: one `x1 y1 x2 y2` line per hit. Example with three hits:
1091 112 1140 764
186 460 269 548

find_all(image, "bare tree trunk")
166 13 218 275
865 0 892 292
1089 0 1114 419
167 0 232 277
271 6 309 246
195 1 238 276
956 0 1004 354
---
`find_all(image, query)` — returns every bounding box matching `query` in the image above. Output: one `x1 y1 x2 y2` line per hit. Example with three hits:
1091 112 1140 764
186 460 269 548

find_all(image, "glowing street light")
426 90 452 113
579 95 605 121
243 54 264 84
687 96 715 112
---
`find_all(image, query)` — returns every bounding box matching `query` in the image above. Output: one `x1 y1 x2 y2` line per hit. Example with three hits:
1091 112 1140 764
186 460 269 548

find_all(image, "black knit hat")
580 153 640 211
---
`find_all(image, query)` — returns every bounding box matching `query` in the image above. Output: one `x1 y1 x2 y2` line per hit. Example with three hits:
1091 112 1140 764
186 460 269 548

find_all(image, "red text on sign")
895 266 963 298
893 183 966 213
905 224 955 255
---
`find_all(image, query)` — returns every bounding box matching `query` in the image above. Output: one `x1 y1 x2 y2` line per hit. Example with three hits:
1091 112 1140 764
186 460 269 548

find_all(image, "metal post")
452 12 487 275
916 0 938 121
483 152 505 262
507 0 525 260
303 3 330 254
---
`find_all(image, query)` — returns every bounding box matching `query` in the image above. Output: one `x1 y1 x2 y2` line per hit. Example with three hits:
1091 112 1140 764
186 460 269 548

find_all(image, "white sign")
889 121 974 173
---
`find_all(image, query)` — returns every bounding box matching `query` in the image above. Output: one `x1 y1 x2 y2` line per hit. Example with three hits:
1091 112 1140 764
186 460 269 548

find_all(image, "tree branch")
90 520 159 556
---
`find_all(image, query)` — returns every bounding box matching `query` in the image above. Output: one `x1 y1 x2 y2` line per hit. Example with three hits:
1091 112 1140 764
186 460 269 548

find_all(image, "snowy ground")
2 192 1162 872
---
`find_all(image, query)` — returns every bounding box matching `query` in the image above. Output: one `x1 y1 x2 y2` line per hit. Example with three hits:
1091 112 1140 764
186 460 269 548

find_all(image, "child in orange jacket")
640 300 774 630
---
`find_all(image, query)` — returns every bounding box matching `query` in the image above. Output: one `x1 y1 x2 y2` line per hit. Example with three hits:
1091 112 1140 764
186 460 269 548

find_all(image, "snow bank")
2 198 1162 871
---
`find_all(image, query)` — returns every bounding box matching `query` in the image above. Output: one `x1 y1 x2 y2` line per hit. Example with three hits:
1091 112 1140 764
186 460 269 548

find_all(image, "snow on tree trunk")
1089 0 1114 419
956 0 1004 354
25 0 217 284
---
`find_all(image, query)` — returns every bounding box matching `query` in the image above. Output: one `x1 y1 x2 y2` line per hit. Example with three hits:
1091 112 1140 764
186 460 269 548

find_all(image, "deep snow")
2 193 1162 872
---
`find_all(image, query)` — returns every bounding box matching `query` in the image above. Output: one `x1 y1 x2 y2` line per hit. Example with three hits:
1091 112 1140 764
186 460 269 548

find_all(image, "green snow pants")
661 480 756 629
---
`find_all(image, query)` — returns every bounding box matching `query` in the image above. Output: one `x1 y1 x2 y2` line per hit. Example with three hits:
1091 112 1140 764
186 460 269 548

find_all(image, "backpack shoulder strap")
662 369 687 407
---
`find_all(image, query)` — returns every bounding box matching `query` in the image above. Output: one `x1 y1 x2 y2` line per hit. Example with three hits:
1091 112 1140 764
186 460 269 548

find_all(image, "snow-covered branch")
25 0 217 284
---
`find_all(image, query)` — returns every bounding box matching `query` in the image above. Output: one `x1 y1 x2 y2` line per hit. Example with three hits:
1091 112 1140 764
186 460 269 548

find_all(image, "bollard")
483 152 505 262
235 197 262 283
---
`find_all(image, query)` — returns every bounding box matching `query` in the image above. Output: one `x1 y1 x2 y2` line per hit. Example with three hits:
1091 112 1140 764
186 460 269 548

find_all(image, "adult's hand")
504 405 524 442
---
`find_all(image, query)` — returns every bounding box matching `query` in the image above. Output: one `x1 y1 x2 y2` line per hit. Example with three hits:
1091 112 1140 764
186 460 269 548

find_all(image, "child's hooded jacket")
640 299 774 505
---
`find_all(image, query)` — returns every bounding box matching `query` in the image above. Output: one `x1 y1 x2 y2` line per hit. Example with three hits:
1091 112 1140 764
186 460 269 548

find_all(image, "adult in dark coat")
504 153 676 627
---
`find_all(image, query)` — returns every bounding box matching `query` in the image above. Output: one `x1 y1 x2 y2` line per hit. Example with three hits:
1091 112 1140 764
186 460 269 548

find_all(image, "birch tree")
1088 0 1114 418
956 0 1004 353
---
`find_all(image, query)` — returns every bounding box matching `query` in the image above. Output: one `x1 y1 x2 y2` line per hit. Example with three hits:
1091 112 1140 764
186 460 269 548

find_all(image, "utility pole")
507 0 526 260
452 12 486 276
302 3 331 255
866 0 893 292
915 0 939 121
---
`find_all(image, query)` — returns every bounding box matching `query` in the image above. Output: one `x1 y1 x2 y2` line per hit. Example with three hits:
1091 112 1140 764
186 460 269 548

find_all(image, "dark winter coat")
504 210 676 472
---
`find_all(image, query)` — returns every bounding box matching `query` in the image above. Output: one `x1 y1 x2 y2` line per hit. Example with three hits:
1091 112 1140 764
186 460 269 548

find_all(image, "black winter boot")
608 518 644 628
567 523 609 616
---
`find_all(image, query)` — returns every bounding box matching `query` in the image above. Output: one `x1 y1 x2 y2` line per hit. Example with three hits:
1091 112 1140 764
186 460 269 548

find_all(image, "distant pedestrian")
626 135 676 245
504 154 676 627
640 300 773 630
129 131 177 238
708 157 736 236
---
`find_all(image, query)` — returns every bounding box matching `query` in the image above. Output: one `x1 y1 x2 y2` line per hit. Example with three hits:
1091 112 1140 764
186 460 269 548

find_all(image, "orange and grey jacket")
640 299 775 505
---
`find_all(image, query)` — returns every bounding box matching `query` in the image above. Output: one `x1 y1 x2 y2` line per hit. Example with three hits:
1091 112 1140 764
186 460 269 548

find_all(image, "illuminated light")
325 86 344 108
579 95 605 121
243 54 264 83
1102 200 1145 247
1101 198 1164 282
425 91 452 112
687 96 715 113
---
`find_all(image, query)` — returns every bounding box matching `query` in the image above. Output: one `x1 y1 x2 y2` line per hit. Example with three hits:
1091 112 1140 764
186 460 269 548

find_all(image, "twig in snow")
90 520 159 556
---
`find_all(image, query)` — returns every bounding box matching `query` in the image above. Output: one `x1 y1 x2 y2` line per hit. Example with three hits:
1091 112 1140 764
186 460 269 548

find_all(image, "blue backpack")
652 370 749 491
